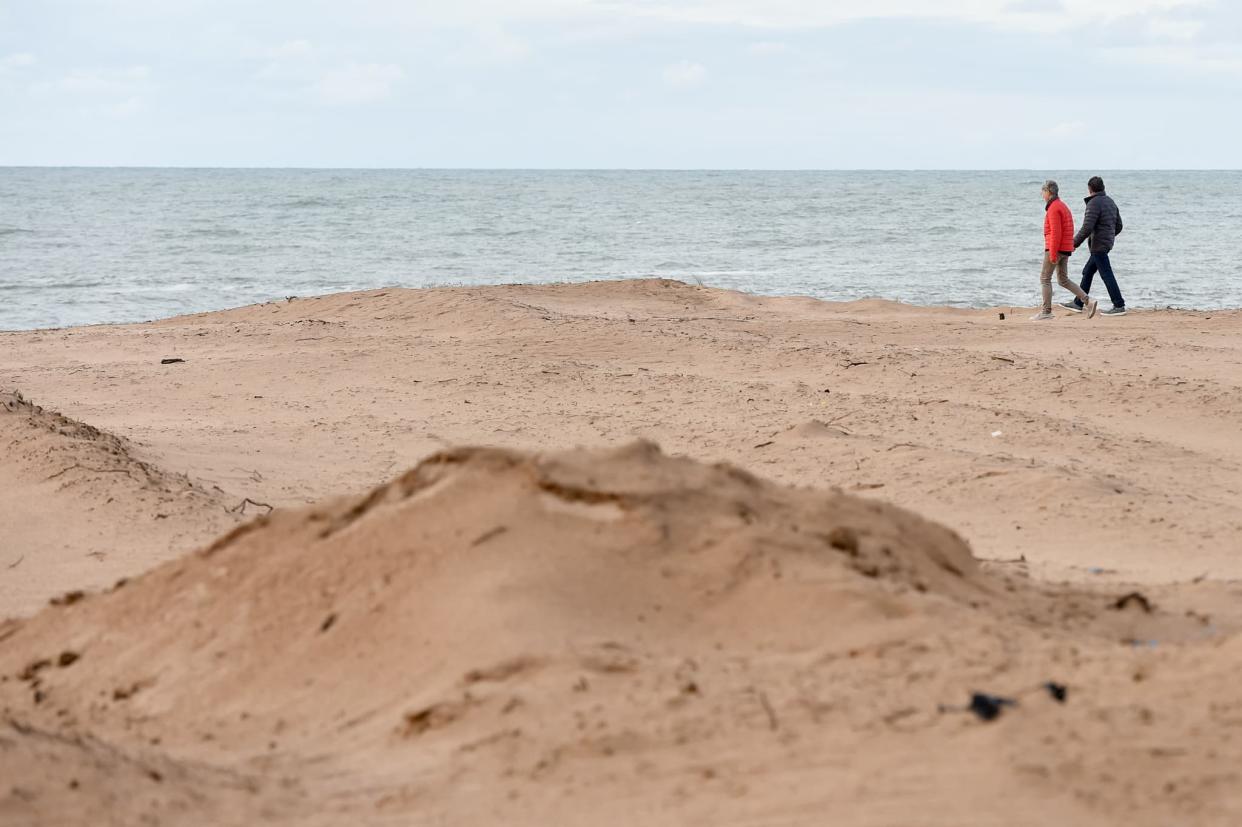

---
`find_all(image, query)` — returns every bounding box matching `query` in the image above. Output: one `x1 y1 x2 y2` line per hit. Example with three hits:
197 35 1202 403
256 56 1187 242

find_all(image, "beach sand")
3 279 1242 824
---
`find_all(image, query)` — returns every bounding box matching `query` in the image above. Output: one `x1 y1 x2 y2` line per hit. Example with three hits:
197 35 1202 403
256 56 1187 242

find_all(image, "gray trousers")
1041 252 1089 312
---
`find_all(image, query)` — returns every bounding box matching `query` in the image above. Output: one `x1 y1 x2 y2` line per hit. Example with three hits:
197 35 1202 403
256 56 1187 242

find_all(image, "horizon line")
4 165 1241 173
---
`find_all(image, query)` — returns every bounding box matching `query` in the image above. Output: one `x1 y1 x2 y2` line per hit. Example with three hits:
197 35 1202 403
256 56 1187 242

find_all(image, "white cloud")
353 0 590 27
663 59 707 89
1104 43 1242 75
110 95 144 118
472 25 533 62
584 0 1211 31
265 39 314 59
346 0 1227 58
2 52 36 69
1047 120 1086 139
255 41 317 82
1146 17 1204 40
747 41 789 56
315 62 404 104
342 0 1208 35
32 65 152 96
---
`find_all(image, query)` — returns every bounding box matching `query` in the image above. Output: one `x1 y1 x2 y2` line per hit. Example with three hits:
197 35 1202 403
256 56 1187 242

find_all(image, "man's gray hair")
1042 179 1059 197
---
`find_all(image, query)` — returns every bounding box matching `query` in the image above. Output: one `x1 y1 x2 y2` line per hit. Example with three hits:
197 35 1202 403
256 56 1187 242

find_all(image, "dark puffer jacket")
1073 191 1123 253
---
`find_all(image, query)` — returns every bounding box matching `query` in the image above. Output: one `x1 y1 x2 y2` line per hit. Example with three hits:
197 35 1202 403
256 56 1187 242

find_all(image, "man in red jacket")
1035 180 1097 321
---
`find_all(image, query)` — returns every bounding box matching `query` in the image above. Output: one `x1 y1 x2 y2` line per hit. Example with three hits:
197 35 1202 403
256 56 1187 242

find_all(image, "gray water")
2 168 1240 331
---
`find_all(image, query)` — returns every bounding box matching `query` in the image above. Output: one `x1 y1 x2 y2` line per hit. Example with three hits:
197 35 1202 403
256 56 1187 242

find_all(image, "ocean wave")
282 197 336 208
11 281 114 291
670 270 761 278
186 227 244 238
0 227 35 236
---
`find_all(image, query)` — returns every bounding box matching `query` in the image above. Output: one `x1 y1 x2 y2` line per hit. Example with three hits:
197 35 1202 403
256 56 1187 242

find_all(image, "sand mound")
0 391 239 616
1 443 1237 825
2 441 989 712
2 390 132 460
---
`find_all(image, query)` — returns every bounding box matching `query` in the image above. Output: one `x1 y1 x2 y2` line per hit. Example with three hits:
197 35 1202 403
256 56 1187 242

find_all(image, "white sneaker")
1030 311 1055 321
1086 298 1099 319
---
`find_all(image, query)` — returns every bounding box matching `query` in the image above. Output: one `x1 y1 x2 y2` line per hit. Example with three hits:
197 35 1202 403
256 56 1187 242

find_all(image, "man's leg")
1056 255 1090 304
1094 251 1126 308
1075 254 1100 309
1040 255 1055 313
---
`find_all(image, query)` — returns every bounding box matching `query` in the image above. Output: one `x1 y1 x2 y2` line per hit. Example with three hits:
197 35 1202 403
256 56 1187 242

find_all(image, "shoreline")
4 282 1239 336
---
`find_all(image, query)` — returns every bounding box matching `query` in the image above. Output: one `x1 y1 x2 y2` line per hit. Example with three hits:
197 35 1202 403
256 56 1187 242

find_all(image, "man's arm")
1074 200 1099 249
1114 206 1123 236
1049 204 1066 259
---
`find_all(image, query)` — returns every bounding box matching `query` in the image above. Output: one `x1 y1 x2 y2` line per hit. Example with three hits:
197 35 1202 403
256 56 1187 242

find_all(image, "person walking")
1061 176 1126 316
1034 180 1097 321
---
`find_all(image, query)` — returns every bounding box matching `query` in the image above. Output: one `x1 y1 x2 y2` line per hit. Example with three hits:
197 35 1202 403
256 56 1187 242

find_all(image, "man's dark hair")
1088 176 1105 193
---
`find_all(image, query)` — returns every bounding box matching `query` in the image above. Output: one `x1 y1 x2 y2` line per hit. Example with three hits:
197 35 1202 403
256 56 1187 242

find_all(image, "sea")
2 168 1240 331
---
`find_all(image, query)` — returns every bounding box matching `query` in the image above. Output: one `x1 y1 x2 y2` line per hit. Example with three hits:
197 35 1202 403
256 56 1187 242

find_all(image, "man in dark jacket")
1062 176 1126 316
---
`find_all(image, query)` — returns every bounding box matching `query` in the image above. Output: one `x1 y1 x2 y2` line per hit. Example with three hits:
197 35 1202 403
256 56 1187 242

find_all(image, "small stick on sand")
471 526 508 547
757 691 779 731
46 463 133 481
228 498 274 516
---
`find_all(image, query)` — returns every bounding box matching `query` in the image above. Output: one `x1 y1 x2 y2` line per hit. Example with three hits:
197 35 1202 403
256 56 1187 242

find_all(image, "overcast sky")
2 0 1240 168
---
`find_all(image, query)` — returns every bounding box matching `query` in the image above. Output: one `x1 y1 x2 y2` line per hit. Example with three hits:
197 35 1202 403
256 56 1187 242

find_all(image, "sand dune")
3 279 1242 824
4 441 1240 825
0 391 240 616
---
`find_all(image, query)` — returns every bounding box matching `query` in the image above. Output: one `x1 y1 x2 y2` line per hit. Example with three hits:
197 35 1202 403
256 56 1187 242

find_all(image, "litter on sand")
939 681 1068 722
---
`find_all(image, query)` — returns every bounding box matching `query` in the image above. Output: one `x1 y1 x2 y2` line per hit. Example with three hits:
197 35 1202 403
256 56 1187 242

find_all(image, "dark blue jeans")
1074 251 1125 309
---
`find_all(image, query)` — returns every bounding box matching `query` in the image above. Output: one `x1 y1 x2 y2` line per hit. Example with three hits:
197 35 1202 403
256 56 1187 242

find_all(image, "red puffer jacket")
1044 197 1075 256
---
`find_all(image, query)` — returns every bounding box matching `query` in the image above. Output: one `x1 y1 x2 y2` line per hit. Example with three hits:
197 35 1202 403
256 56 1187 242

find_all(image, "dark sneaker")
1059 301 1083 313
1101 306 1127 317
1086 298 1099 319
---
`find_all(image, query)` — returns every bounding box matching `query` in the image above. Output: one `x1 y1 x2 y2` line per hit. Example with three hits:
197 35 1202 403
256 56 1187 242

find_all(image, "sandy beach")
3 279 1242 825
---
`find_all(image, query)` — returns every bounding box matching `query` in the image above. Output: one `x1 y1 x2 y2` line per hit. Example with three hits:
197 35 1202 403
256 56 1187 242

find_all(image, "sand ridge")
0 391 241 615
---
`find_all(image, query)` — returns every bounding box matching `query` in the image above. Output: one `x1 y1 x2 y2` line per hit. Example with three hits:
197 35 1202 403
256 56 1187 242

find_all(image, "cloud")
31 65 152 96
254 40 318 81
314 62 404 104
337 0 1210 39
265 39 314 60
584 0 1211 33
663 59 707 90
1146 17 1204 41
3 0 1239 167
472 25 533 62
109 95 144 118
1104 43 1242 75
2 52 36 69
747 41 789 56
1006 0 1065 11
1046 120 1086 139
